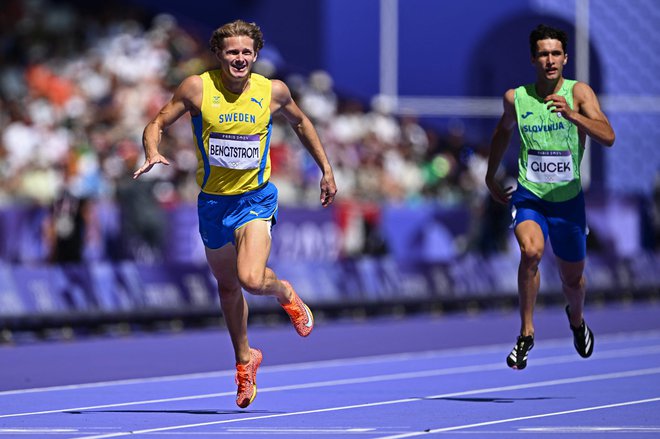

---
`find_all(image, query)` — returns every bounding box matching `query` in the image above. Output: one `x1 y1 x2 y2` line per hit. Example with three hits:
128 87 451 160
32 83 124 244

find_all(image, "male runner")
134 19 337 406
485 24 615 369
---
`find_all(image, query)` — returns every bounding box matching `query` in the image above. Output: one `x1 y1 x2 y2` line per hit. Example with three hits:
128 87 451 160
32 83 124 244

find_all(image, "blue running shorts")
510 184 587 262
197 182 279 249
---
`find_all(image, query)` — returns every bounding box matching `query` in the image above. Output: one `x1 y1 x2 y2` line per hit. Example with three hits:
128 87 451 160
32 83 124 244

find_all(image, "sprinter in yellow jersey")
134 20 337 408
486 25 614 371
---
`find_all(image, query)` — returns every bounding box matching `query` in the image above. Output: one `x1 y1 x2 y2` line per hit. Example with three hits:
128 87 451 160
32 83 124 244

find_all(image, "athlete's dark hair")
529 24 568 57
209 19 264 53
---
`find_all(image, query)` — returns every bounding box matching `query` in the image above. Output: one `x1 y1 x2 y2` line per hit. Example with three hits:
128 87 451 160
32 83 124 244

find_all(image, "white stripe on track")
377 397 660 438
0 346 660 419
73 367 660 439
1 344 660 420
2 329 660 397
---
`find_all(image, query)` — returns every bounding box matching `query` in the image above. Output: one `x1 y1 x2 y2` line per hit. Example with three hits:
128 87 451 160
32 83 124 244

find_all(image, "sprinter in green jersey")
485 24 615 370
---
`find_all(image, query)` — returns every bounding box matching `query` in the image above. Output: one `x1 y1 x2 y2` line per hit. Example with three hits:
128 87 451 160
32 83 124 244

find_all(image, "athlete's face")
216 36 258 81
532 38 567 81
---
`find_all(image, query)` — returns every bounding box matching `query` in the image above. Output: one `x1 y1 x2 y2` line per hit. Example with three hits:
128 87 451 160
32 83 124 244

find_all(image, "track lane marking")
71 367 660 439
377 397 660 438
1 345 660 419
2 330 660 397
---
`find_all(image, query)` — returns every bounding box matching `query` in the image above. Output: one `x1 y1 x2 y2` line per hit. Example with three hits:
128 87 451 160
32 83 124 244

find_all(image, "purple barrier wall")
1 251 657 320
0 196 646 264
0 198 656 323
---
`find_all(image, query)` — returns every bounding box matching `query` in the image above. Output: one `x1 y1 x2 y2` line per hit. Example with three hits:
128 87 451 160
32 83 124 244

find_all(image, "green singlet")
514 79 583 202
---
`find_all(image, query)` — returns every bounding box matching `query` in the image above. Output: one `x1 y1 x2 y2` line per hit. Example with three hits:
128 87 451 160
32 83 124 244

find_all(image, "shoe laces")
235 363 253 389
517 335 533 351
284 295 304 320
291 301 306 322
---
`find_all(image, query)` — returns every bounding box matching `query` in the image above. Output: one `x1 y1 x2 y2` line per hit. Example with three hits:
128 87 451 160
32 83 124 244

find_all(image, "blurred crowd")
0 0 511 262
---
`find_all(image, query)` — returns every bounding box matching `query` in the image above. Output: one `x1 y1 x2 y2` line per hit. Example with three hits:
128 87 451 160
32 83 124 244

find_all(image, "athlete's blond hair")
209 19 264 53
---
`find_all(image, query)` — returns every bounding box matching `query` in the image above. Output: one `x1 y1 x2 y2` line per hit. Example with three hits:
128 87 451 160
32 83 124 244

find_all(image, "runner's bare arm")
134 75 203 179
485 89 517 204
271 79 337 207
546 82 614 147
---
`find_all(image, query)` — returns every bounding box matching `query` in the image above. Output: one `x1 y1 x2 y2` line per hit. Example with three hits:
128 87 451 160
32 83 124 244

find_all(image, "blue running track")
1 301 659 438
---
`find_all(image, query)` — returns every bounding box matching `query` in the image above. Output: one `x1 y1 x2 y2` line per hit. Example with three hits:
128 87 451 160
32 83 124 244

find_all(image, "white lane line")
0 371 234 398
376 397 660 438
0 427 80 434
0 347 505 397
520 426 660 432
2 329 660 397
71 367 660 439
226 427 376 432
1 344 660 419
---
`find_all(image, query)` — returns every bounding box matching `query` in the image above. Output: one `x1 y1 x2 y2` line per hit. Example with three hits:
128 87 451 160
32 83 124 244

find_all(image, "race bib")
208 133 261 170
526 149 574 183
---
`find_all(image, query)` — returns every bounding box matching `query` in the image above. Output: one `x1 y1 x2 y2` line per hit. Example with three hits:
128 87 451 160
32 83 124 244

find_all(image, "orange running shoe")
280 280 314 337
235 348 263 408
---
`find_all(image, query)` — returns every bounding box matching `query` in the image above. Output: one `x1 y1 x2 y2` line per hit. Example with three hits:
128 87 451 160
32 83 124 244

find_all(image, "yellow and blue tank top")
192 71 272 195
514 79 582 202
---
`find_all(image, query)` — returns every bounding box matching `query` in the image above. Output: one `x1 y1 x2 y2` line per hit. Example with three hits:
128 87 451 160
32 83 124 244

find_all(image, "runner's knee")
520 244 543 266
561 272 585 291
237 271 266 294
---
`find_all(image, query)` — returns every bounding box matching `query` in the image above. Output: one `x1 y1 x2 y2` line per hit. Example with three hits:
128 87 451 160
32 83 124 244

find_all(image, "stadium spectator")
0 0 498 263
